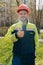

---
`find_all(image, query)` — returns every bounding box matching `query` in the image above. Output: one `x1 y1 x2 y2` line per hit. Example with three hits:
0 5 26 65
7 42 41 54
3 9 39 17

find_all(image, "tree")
28 0 43 33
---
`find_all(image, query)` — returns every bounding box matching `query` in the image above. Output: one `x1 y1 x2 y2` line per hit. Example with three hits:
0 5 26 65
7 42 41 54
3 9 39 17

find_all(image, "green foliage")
0 37 13 65
0 37 43 65
36 42 43 65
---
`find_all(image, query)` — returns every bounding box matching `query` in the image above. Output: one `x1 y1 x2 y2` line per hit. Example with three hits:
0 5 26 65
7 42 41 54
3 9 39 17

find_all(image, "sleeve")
34 25 39 55
4 25 18 44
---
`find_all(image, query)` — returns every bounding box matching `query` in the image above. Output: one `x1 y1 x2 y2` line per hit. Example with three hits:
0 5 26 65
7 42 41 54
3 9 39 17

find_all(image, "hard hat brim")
17 9 30 14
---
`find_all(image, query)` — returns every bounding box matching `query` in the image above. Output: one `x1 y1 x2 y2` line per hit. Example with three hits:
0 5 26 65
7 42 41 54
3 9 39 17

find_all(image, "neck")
21 19 28 25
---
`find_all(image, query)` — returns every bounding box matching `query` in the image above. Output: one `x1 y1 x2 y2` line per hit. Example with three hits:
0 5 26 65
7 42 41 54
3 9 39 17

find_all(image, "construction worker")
4 4 39 65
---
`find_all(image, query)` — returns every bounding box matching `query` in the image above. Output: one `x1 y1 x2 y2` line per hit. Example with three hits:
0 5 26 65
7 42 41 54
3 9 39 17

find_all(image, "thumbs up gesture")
17 30 24 38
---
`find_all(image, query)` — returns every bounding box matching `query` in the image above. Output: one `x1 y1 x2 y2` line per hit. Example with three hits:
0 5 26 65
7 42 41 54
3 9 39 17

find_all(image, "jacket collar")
19 20 29 25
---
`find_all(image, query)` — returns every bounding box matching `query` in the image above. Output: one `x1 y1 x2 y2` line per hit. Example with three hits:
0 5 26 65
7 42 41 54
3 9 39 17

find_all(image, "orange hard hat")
17 4 30 14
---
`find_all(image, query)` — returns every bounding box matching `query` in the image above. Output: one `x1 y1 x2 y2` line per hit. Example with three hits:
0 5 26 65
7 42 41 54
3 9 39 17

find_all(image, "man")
4 4 39 65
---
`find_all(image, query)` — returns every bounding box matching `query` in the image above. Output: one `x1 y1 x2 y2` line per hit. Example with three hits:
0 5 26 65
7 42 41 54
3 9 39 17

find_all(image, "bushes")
0 37 13 65
0 37 43 65
36 42 43 65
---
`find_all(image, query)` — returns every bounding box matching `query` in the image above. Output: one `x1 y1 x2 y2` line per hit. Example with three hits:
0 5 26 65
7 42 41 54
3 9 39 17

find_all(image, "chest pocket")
25 30 35 39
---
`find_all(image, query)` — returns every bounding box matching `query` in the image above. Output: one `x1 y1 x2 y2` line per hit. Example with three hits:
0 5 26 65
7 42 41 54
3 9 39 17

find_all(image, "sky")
36 0 43 10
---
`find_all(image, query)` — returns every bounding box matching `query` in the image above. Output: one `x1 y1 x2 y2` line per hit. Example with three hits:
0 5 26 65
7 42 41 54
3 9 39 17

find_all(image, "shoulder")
11 22 18 27
9 22 19 29
28 22 36 28
8 22 19 32
27 22 38 33
28 22 36 26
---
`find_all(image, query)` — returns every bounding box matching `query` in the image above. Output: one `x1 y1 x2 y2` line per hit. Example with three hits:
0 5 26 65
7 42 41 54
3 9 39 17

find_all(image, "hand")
17 30 24 38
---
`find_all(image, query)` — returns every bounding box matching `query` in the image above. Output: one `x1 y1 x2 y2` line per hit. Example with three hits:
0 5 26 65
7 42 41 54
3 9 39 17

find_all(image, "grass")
0 37 43 65
36 42 43 65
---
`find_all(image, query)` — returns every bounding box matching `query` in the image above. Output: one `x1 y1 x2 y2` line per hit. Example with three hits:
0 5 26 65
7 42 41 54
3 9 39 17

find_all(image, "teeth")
21 18 26 21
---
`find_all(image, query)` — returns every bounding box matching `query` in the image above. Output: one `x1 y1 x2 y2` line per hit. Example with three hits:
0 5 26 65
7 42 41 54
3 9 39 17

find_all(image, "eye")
19 13 23 15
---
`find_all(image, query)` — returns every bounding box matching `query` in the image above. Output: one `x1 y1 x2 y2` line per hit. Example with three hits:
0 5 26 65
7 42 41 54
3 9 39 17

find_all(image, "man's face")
18 10 28 21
